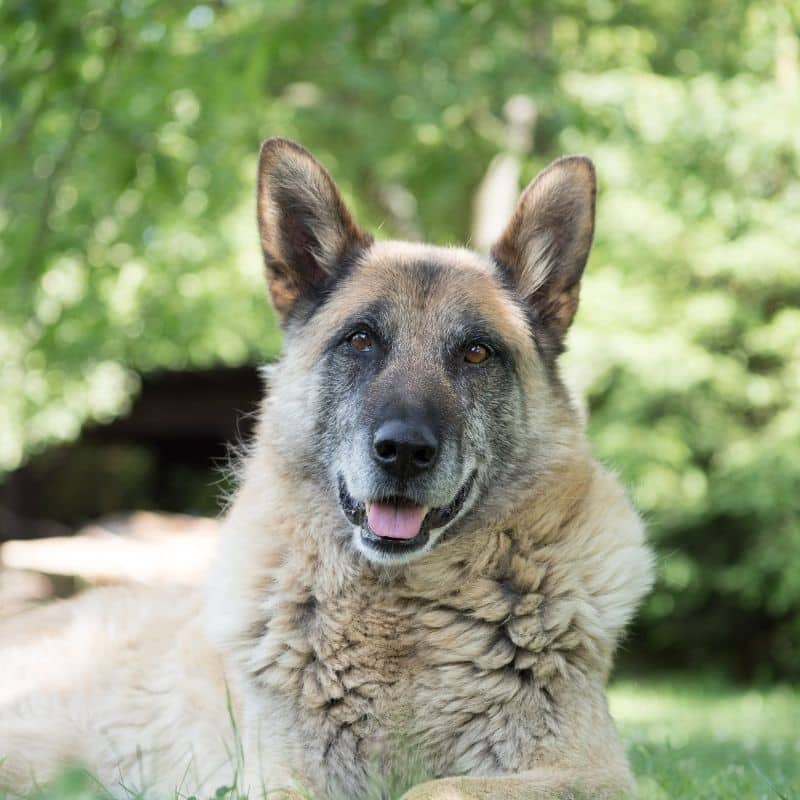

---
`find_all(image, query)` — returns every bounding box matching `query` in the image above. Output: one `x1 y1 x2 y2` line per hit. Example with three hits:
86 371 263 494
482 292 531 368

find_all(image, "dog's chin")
337 472 475 565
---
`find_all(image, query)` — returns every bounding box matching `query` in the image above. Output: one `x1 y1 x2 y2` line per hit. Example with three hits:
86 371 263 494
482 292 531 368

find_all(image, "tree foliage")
1 0 799 677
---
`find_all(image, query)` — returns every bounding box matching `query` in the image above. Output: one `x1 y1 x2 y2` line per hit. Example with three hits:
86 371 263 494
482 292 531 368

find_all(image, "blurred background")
1 0 798 686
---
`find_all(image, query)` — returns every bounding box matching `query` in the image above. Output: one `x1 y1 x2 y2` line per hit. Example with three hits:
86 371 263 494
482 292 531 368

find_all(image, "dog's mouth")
337 473 475 557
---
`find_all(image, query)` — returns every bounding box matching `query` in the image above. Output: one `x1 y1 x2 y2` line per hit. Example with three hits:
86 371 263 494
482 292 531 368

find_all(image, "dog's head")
256 138 595 564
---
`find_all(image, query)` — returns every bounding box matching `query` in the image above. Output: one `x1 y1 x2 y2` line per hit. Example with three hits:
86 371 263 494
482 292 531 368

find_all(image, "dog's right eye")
464 342 491 365
348 331 373 352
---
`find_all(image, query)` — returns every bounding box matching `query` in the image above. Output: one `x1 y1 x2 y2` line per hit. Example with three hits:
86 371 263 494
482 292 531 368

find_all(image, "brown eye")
349 331 373 352
464 342 490 364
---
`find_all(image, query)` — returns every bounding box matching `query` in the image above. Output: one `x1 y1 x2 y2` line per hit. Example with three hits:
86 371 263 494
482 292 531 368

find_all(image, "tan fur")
300 241 536 370
0 144 654 800
0 587 234 797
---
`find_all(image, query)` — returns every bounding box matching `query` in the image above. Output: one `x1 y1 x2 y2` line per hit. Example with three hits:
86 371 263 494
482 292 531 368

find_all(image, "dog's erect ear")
491 156 596 339
257 138 372 321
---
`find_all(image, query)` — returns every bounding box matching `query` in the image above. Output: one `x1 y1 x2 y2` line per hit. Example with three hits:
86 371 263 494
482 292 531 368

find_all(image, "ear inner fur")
257 137 372 321
491 156 596 339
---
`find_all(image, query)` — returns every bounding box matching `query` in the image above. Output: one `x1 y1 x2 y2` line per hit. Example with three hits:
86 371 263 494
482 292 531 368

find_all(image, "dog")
0 139 654 799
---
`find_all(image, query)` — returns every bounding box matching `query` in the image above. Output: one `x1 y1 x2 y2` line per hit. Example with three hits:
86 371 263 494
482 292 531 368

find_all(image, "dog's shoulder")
565 460 655 647
409 451 654 675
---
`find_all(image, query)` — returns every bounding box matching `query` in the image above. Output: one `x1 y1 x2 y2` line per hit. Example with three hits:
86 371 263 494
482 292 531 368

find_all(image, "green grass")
4 676 798 799
610 676 800 799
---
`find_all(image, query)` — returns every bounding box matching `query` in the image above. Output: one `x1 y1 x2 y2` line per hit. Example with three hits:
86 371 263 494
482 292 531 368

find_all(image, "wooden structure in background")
0 365 263 541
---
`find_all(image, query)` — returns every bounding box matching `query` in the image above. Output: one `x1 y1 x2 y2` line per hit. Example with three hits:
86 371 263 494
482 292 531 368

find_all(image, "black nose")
372 418 439 478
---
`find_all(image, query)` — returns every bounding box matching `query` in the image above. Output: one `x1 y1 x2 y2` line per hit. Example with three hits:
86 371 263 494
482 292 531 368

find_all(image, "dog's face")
256 139 595 564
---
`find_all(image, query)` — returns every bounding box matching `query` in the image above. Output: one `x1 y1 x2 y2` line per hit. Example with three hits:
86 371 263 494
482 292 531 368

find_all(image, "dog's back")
0 585 235 796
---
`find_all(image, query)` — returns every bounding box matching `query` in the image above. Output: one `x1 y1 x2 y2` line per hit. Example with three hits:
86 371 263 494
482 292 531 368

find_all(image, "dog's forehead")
366 240 496 279
309 241 533 352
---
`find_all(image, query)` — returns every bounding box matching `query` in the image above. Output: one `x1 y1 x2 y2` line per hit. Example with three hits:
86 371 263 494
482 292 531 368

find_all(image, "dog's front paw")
400 777 473 800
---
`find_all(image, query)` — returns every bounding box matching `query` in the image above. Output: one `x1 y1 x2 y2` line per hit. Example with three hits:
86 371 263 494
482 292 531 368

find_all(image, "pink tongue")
367 502 427 540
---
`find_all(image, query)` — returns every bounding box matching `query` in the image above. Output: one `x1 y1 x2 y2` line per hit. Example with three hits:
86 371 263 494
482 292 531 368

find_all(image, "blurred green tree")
1 0 798 677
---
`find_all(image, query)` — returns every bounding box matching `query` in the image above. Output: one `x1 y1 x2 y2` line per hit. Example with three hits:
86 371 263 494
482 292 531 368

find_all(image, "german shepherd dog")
0 140 654 799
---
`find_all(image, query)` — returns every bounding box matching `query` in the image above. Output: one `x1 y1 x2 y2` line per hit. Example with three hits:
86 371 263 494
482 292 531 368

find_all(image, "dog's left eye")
349 331 374 352
464 342 491 365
